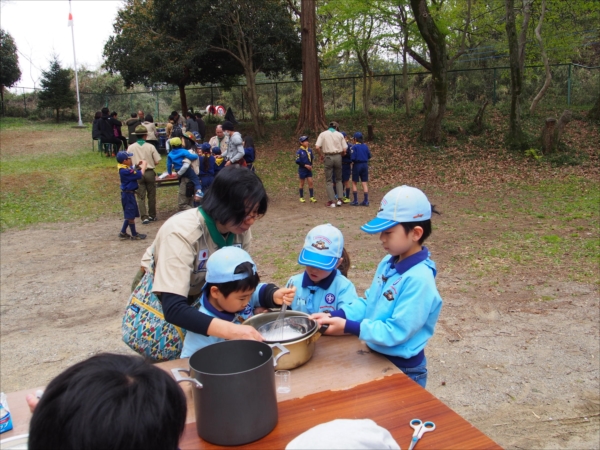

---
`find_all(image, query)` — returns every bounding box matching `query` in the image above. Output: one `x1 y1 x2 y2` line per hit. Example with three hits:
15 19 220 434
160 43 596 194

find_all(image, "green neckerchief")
137 139 146 145
328 127 336 132
198 207 234 248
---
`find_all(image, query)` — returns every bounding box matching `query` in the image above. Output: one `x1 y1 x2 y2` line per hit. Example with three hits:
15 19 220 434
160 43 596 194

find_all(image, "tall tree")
504 0 532 149
37 56 76 122
529 0 550 114
104 0 241 114
0 29 21 114
209 0 301 137
292 0 328 134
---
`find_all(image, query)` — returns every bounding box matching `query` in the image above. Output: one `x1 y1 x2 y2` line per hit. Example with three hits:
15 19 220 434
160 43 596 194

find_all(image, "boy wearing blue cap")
349 131 371 206
181 247 295 357
296 136 317 203
198 142 217 190
117 151 147 240
212 147 226 175
284 224 358 315
314 186 442 388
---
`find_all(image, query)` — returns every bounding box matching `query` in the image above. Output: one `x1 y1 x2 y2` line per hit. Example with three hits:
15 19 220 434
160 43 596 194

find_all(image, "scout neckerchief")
117 163 132 171
300 146 312 163
137 139 145 145
198 207 234 248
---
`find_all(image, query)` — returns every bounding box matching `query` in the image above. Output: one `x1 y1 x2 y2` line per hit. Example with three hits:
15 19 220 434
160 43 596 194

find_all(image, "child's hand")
318 316 346 335
273 286 296 306
305 164 312 170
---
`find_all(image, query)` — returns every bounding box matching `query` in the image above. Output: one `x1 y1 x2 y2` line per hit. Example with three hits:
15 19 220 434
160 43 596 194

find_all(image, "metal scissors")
408 418 436 450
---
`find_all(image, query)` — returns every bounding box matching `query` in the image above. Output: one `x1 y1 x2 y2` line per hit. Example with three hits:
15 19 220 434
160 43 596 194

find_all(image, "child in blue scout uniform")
340 132 353 203
349 131 372 207
181 247 294 357
285 224 358 315
166 137 203 198
313 186 443 388
198 142 217 190
212 147 226 175
117 151 147 241
243 135 256 172
296 136 317 203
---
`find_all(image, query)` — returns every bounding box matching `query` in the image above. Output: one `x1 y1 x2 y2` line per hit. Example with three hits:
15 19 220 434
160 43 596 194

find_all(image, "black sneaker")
119 232 131 240
148 216 158 222
131 233 147 240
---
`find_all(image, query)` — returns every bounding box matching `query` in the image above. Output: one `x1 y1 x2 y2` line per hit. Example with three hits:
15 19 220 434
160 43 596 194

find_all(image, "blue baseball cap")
298 224 344 271
200 142 211 152
353 132 363 140
299 135 309 143
212 146 222 155
361 186 432 234
205 247 257 283
340 131 347 137
116 151 134 163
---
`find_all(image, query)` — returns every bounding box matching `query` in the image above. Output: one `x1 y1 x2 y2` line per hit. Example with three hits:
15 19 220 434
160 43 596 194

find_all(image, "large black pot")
172 340 289 446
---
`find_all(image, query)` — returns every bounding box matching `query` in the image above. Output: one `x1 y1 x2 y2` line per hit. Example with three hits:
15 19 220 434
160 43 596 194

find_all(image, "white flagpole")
69 0 84 126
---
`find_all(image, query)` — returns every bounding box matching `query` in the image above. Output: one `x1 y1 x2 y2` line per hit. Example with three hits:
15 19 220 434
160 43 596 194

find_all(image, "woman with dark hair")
142 114 160 151
137 165 287 342
28 353 187 450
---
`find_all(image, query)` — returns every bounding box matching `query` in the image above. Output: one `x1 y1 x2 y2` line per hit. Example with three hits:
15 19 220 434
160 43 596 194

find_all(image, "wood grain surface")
179 372 502 449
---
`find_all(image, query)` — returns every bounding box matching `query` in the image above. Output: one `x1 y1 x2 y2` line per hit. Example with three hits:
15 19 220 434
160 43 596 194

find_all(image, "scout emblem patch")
197 249 208 271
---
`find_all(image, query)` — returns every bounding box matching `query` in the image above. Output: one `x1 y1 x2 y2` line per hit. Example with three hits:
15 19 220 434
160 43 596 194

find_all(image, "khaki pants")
324 154 343 202
178 177 194 211
137 168 156 220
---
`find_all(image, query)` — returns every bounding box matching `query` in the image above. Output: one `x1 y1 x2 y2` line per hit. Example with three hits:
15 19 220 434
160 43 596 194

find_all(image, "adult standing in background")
208 125 229 152
185 112 199 133
171 110 185 127
195 113 206 141
142 114 160 151
129 125 161 224
126 113 141 145
98 107 123 153
221 121 245 166
111 111 129 150
137 110 145 121
315 121 346 208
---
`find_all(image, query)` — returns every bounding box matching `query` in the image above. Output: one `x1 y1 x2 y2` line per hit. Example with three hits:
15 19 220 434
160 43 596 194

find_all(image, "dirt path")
1 192 598 449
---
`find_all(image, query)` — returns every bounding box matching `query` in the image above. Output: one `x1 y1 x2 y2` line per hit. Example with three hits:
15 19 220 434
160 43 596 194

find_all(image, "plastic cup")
275 370 291 394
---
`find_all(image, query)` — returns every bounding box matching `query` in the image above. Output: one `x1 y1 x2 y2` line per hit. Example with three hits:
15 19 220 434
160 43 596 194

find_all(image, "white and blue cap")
298 224 344 271
361 186 432 234
205 247 257 283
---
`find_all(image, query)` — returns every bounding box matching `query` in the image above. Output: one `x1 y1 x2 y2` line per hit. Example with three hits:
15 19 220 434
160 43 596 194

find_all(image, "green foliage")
525 148 543 161
0 29 21 92
37 56 76 122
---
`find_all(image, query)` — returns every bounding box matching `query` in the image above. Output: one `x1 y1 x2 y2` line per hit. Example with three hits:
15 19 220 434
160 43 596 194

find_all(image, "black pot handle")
318 323 330 335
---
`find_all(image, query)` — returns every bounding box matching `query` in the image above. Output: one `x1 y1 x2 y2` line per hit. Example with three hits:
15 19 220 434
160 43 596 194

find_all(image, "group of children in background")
181 185 442 389
296 131 371 206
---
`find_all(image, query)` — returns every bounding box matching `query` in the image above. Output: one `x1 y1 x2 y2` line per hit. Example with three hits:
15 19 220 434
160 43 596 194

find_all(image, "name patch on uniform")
325 293 335 304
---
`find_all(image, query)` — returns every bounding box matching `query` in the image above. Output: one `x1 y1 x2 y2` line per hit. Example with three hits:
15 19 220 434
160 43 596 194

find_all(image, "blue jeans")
394 357 428 388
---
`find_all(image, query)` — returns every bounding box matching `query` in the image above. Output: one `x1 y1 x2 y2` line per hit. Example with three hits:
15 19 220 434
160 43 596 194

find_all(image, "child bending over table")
312 186 443 388
180 247 295 358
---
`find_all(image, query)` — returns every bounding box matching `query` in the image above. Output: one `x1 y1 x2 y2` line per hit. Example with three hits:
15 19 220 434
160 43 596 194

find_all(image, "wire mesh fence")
3 63 598 123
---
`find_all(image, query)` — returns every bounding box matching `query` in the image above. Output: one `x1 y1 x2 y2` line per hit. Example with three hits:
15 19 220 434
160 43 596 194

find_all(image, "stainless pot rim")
247 311 320 344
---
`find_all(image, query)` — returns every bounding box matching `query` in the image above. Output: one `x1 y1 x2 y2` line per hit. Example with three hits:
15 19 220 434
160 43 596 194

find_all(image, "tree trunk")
410 0 447 144
530 0 551 114
56 108 60 123
0 85 4 116
552 110 571 152
295 0 327 135
588 94 600 121
178 84 188 116
361 67 373 119
243 68 264 137
505 0 527 149
472 99 489 135
540 117 556 154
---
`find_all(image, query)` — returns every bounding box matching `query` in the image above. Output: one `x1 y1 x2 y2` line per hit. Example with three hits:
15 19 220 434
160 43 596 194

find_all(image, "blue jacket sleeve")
166 153 174 174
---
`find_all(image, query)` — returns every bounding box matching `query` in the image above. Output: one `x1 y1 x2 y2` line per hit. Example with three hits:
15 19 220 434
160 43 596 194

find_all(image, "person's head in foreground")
203 247 260 313
200 164 268 234
298 223 350 282
299 135 309 148
28 353 187 450
361 185 439 260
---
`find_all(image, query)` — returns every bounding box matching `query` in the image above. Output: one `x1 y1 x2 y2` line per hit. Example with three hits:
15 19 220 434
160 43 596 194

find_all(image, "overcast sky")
1 0 121 91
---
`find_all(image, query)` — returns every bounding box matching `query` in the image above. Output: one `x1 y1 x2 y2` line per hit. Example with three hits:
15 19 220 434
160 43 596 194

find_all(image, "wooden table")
1 336 501 449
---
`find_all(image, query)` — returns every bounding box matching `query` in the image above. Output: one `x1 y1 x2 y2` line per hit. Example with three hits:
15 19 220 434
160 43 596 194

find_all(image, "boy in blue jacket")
166 137 202 198
313 186 443 388
117 151 147 241
349 131 371 206
285 224 358 315
181 247 294 357
212 147 226 175
295 136 317 203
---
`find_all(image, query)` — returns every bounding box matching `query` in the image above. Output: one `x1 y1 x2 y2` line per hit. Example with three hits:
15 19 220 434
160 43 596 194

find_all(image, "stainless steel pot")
244 311 328 370
172 340 289 446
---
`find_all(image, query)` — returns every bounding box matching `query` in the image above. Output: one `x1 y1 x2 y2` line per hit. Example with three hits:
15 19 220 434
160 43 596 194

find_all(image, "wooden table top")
179 373 501 450
1 335 500 449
